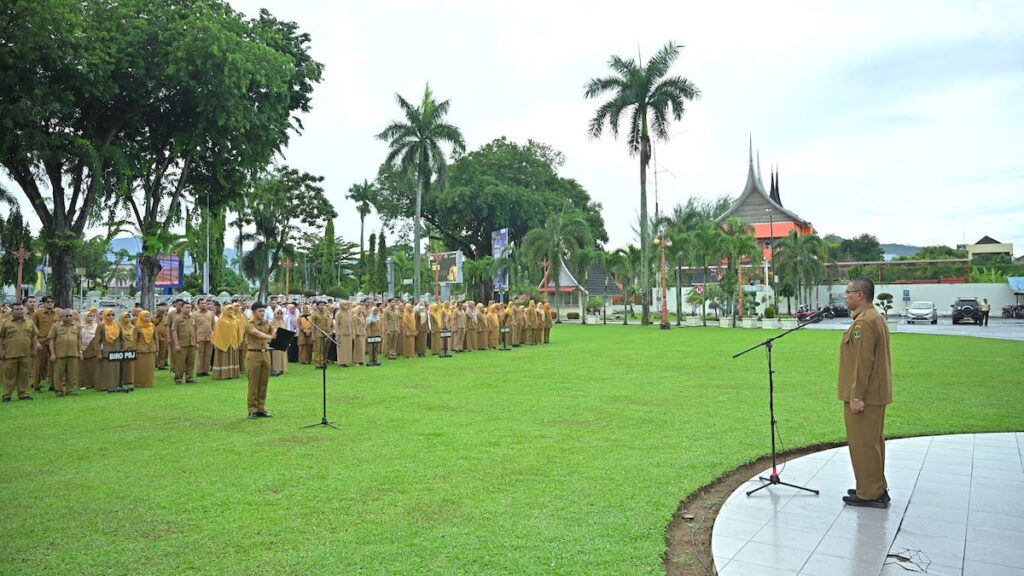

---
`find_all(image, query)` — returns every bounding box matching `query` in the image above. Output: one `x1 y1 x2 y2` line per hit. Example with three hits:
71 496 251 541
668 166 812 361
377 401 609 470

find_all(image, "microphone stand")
734 312 825 496
303 322 340 430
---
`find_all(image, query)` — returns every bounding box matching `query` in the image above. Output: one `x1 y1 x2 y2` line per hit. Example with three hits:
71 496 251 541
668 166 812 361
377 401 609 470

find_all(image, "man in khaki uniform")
32 296 58 392
1 304 40 402
48 309 81 397
152 304 169 369
244 302 274 419
171 302 198 384
385 301 401 359
194 299 214 376
838 277 893 508
334 301 354 366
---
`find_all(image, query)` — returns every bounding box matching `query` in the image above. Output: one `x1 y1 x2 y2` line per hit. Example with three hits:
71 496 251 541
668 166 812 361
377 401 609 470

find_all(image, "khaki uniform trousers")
385 332 399 358
157 338 168 368
247 350 270 413
53 357 79 395
174 345 196 383
844 403 888 500
3 356 32 399
312 338 327 367
195 340 212 374
33 344 54 388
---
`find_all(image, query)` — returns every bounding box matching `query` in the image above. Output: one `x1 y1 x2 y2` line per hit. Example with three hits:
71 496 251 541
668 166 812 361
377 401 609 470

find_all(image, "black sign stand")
105 342 136 393
366 336 382 366
439 331 452 358
303 323 339 430
499 320 511 351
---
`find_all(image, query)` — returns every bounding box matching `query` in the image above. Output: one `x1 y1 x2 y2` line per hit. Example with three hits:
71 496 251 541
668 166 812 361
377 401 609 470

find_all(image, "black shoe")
174 380 183 385
847 489 890 503
19 396 33 401
257 411 272 418
1 397 9 402
185 379 195 384
843 494 889 508
248 412 259 419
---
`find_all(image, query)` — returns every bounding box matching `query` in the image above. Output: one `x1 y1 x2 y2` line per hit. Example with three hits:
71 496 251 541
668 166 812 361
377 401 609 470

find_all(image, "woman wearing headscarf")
464 301 477 352
212 304 241 380
298 305 313 364
118 311 136 386
401 304 416 359
487 304 500 349
79 308 100 389
353 304 367 365
526 301 538 345
134 311 158 387
475 303 487 350
95 309 123 391
429 303 442 355
543 302 553 343
414 303 428 357
270 308 288 376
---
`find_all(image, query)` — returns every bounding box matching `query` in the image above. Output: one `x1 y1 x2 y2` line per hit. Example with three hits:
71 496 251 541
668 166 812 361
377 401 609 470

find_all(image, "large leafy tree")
239 166 335 302
0 209 38 293
377 84 466 299
522 211 592 319
1 0 322 308
775 231 828 311
585 41 700 325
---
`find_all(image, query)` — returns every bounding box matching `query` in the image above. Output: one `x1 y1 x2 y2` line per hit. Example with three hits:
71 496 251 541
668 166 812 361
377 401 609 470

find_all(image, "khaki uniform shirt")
49 323 81 358
246 318 273 351
837 305 893 405
1 318 37 358
385 309 401 333
172 315 197 347
311 312 331 339
34 309 58 342
195 310 214 341
335 309 353 337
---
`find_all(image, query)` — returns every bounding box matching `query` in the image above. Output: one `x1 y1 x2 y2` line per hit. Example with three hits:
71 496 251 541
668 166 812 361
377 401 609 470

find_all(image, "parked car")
951 297 983 325
906 301 938 324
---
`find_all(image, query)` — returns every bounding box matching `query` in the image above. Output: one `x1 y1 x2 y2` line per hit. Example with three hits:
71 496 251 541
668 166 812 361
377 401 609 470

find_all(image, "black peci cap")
251 301 266 313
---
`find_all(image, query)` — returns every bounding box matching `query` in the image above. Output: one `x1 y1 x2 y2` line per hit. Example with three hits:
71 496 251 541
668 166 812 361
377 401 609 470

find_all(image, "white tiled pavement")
712 433 1024 576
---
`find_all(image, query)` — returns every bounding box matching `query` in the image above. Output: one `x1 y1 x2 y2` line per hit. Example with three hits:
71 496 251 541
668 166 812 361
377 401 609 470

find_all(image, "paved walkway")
712 433 1024 576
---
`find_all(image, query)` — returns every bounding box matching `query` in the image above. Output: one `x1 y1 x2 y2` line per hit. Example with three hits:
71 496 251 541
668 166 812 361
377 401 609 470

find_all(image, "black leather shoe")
257 411 272 418
19 396 33 401
843 494 889 508
847 489 890 503
2 397 10 402
248 412 259 419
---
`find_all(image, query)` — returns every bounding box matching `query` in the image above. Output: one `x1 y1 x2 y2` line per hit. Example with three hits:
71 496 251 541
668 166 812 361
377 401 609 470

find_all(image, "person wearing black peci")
245 302 275 420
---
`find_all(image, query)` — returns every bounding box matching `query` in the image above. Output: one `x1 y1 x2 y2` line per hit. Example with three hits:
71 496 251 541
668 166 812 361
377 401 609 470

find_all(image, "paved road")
805 316 1024 341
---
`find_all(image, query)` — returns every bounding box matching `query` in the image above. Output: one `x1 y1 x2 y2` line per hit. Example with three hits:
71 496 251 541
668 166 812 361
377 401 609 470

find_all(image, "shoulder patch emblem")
853 330 862 339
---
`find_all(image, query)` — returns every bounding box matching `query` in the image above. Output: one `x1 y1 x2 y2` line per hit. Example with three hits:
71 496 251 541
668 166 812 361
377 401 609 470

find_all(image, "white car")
906 301 938 324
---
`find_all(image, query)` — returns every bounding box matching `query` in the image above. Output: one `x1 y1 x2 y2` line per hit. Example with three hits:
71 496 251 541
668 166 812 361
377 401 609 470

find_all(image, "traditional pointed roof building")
716 139 815 259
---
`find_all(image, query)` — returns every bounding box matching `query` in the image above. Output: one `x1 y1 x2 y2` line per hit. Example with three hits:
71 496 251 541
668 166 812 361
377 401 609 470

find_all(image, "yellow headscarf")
212 304 240 352
299 305 313 331
402 304 416 331
102 309 121 342
118 312 136 344
135 310 155 344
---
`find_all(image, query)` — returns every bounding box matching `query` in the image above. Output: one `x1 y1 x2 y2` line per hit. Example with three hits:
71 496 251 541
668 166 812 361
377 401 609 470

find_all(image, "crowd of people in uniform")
0 295 556 419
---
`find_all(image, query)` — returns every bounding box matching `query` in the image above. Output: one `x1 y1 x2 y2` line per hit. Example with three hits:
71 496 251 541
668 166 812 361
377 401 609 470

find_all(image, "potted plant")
719 316 734 328
876 292 898 332
761 305 778 329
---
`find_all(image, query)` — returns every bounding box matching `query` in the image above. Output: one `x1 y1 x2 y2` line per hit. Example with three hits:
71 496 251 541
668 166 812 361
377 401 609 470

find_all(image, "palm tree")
721 217 762 322
347 180 375 258
775 231 827 311
390 252 413 296
585 42 700 325
599 250 624 324
522 211 592 321
666 232 692 325
691 221 725 326
612 245 644 323
377 84 466 299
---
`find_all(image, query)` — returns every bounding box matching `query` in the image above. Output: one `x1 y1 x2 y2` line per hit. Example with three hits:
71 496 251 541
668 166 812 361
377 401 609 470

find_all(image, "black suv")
952 297 983 325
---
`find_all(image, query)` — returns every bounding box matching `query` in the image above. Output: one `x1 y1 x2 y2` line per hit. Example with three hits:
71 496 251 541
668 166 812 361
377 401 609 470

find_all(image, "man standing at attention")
245 302 275 419
48 309 81 397
838 277 893 508
194 299 214 377
32 296 58 393
171 302 197 385
1 304 40 402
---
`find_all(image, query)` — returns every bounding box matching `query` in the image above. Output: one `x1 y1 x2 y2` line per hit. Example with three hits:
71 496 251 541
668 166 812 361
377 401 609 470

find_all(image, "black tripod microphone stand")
734 313 824 496
304 322 340 430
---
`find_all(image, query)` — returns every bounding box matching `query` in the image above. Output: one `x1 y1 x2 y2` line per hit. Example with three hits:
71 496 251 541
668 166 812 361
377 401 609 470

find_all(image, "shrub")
566 312 579 320
763 306 777 319
586 296 603 314
325 285 348 299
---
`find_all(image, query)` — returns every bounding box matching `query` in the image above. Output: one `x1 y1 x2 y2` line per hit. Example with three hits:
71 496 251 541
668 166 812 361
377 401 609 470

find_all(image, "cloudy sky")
13 0 1024 256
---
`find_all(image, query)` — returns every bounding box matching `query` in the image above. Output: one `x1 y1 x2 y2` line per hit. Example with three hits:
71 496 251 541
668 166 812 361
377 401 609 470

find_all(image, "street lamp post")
766 208 776 310
14 245 31 304
283 259 293 302
658 235 671 330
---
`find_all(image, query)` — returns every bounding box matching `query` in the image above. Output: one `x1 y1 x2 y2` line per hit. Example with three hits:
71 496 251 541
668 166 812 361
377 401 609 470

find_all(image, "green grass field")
1 325 1021 575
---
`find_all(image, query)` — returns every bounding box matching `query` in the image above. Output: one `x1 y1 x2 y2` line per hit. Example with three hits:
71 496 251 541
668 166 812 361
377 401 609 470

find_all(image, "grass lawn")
1 325 1021 575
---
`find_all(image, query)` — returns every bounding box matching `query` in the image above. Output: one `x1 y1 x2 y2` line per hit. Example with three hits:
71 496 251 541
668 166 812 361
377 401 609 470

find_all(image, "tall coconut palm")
775 231 827 310
721 217 762 321
585 41 700 325
347 180 376 258
666 232 692 326
691 221 725 326
522 211 592 321
599 250 624 324
377 84 466 299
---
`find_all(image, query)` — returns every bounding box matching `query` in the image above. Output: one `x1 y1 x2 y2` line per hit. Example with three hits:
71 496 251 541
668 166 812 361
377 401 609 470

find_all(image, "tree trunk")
639 139 651 326
413 172 425 300
49 241 77 309
676 261 682 326
138 253 162 312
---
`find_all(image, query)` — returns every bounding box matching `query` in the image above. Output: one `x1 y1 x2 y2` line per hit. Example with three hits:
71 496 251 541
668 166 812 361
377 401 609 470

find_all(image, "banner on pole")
492 228 510 291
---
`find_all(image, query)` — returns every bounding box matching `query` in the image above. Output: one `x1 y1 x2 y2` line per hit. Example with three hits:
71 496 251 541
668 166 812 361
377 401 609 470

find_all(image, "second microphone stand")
304 320 340 430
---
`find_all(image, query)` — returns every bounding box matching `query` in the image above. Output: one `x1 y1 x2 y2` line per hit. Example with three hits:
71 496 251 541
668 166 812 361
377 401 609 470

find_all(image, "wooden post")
14 245 32 304
283 259 293 302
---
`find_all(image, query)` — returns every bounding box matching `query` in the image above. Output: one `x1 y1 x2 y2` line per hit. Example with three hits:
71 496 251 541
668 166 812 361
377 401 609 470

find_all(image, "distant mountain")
880 244 922 259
